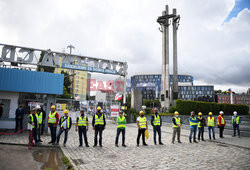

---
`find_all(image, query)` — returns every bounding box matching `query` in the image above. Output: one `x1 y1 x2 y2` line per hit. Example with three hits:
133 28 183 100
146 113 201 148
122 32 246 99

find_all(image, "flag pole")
230 88 233 104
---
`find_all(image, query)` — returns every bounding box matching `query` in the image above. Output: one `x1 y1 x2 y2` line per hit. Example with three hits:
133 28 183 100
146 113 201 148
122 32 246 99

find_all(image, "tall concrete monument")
157 5 180 111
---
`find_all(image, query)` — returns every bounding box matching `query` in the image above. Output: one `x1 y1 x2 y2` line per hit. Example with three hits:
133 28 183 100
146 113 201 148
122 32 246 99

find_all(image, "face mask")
81 114 84 116
176 115 179 117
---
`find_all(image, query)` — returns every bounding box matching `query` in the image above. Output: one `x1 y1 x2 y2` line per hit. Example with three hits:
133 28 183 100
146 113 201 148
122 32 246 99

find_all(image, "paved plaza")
1 118 250 170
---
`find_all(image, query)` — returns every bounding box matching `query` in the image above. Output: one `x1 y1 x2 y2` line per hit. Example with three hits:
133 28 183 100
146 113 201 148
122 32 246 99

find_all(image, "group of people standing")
27 105 242 147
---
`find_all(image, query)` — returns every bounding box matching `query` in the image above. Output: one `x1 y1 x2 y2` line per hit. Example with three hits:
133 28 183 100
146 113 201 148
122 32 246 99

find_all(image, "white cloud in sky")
0 0 249 93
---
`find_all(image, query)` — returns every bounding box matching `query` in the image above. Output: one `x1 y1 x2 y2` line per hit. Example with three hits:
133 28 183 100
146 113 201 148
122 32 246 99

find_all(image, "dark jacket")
92 113 106 128
16 108 25 119
198 116 206 127
59 116 72 129
151 113 162 126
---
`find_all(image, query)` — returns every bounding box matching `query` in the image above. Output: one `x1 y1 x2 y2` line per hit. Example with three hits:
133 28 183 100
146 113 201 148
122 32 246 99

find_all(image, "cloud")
0 0 249 93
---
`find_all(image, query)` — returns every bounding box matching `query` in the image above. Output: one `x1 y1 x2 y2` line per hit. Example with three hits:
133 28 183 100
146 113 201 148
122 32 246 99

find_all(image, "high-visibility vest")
190 117 198 126
198 117 202 128
232 116 240 125
218 115 225 125
36 112 43 124
48 111 57 124
138 116 147 128
95 114 104 125
172 117 181 128
60 117 70 129
153 114 161 126
28 114 38 128
117 116 126 129
207 117 215 127
78 116 87 126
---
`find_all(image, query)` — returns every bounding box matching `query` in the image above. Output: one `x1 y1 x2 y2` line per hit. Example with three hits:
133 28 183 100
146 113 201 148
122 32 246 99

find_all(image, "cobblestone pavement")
1 119 250 170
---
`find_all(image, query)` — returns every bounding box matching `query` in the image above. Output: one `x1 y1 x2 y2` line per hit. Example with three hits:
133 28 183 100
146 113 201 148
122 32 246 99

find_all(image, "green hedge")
171 99 249 115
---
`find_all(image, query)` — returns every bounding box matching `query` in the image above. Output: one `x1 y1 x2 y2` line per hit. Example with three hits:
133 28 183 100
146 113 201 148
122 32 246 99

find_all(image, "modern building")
179 85 214 102
54 59 90 101
217 94 250 109
128 74 215 102
0 67 63 129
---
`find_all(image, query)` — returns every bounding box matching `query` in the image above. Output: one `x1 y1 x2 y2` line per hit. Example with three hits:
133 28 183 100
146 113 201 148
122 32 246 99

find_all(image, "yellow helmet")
97 106 102 110
51 105 55 109
209 112 213 115
174 111 179 115
198 112 202 116
139 110 144 114
64 110 69 114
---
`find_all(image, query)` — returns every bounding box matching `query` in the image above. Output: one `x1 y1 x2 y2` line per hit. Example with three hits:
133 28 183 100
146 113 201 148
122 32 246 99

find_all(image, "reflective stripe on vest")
78 116 87 126
139 117 147 128
28 114 38 128
218 115 225 125
172 117 181 128
48 111 57 124
117 116 126 128
95 114 104 125
153 114 161 126
207 117 215 126
232 116 240 125
36 112 43 124
60 117 70 128
190 117 198 126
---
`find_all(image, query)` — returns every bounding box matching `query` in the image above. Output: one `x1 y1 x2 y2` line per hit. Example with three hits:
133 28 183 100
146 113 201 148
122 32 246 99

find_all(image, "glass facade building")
128 74 214 102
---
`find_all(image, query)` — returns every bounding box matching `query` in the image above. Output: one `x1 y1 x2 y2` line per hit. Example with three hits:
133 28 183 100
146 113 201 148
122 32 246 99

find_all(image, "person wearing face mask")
197 112 206 141
232 111 241 138
189 111 199 143
172 111 182 144
136 110 148 146
76 110 89 147
92 106 106 147
151 108 163 145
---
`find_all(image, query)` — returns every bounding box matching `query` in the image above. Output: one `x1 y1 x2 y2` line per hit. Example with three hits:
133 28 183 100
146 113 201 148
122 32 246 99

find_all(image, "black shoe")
79 145 82 147
178 141 182 143
122 144 127 147
194 141 198 143
100 144 103 147
52 143 56 145
189 141 192 143
172 141 174 144
238 136 240 138
137 144 139 147
213 138 216 140
93 145 97 147
154 143 157 145
38 140 43 142
202 139 205 141
48 141 53 144
115 144 119 147
143 144 148 146
86 145 89 147
159 143 164 145
232 135 235 137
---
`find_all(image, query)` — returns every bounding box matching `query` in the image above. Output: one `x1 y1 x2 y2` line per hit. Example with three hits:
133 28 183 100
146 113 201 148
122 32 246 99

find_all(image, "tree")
37 51 55 73
61 70 72 94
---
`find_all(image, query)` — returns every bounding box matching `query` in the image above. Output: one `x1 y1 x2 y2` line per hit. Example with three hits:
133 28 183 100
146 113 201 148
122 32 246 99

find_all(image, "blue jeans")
198 127 204 141
115 128 125 145
49 124 57 143
208 126 215 139
56 128 68 144
153 126 162 144
233 124 240 137
189 126 197 142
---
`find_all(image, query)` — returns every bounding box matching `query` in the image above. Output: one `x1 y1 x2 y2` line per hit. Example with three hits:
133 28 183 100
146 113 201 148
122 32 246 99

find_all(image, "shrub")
174 99 249 115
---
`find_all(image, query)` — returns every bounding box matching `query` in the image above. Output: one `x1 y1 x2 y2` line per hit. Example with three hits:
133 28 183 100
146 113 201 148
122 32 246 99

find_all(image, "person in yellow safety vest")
136 110 148 147
218 111 226 138
47 105 59 145
36 106 43 142
232 111 241 137
92 106 106 147
207 112 216 140
75 110 89 147
115 111 127 147
56 110 72 147
172 111 182 144
151 108 164 145
189 111 199 143
28 108 39 144
197 112 206 141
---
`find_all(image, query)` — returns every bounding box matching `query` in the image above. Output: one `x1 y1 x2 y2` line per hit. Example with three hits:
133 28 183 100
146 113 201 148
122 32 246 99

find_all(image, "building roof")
0 67 63 95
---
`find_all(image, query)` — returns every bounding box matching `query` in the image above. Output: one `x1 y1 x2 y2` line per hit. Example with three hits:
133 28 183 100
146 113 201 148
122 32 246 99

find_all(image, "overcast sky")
0 0 249 93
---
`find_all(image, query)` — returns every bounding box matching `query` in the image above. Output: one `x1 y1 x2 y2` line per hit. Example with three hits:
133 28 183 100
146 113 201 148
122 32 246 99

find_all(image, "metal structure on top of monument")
0 43 128 104
157 5 180 111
